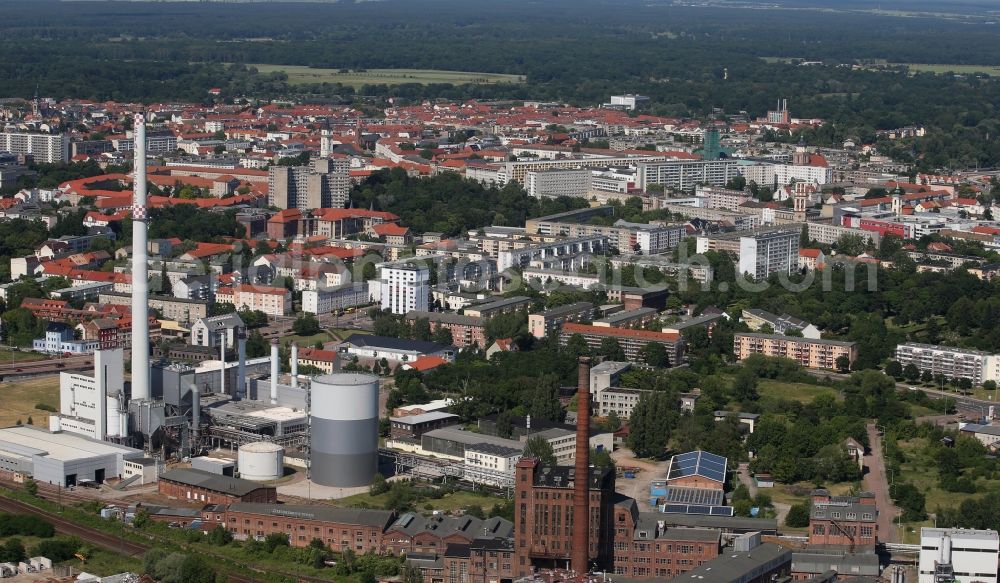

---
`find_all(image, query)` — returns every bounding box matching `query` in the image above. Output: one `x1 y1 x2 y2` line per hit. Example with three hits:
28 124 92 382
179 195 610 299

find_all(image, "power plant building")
0 425 144 487
51 348 128 440
309 373 379 488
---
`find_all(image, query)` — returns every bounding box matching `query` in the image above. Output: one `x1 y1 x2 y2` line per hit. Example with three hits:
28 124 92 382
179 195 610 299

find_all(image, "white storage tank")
310 373 379 487
238 442 284 482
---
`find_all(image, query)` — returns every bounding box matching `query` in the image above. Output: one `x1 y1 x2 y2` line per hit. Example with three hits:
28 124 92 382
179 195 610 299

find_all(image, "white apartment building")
379 262 430 315
895 343 1000 386
597 387 648 418
463 443 521 488
521 268 601 291
695 185 752 212
738 228 800 279
0 132 70 163
51 348 128 441
806 222 880 246
627 222 686 255
215 284 292 316
591 168 634 193
301 284 371 315
738 162 832 187
525 168 591 198
635 159 740 191
919 528 998 583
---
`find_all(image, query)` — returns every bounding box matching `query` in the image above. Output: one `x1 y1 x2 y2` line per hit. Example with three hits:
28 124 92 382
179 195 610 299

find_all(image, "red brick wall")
158 479 276 505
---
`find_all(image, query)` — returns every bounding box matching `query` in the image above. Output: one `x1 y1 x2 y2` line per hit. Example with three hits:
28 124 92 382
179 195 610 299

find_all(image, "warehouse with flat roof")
0 425 144 487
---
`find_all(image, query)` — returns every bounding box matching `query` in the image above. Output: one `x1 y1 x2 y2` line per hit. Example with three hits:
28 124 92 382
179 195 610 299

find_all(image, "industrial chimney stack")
130 113 150 401
572 356 591 575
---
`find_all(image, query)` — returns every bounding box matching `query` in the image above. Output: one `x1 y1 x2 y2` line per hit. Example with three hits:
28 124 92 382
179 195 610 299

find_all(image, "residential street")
864 423 901 543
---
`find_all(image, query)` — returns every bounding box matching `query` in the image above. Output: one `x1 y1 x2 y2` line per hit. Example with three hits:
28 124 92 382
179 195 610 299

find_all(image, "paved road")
803 369 996 418
863 423 900 543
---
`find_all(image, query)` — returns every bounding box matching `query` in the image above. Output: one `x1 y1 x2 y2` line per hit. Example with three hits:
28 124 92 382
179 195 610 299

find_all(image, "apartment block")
529 302 595 338
405 311 487 348
597 387 648 418
379 262 430 315
215 284 292 316
560 322 684 365
268 158 350 210
738 228 800 279
894 342 999 385
734 333 857 370
525 168 592 198
0 132 70 163
635 159 740 191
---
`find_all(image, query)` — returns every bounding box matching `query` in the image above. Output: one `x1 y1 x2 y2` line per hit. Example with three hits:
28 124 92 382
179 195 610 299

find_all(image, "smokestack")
130 113 150 401
191 384 201 455
291 342 298 388
941 533 952 565
219 331 226 396
237 329 246 400
96 352 108 441
270 339 279 405
572 356 592 575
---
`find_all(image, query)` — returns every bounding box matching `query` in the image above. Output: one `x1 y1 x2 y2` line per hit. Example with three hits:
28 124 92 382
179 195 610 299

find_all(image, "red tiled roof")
405 355 448 372
561 322 680 342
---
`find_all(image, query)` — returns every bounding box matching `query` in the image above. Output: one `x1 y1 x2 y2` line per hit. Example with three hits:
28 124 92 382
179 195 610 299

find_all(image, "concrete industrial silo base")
309 373 379 488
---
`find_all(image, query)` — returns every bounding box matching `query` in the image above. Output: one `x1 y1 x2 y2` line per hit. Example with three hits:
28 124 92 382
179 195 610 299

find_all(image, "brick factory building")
807 489 878 548
158 468 277 504
513 457 617 575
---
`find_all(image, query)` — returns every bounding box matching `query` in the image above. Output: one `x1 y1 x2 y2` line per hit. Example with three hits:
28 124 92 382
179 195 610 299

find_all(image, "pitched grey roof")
225 503 396 528
160 468 269 496
344 334 451 353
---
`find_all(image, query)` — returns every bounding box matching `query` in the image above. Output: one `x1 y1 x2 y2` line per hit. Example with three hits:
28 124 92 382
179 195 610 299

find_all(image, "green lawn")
329 329 369 341
0 376 59 427
895 437 1000 521
332 488 502 514
249 64 525 87
281 332 334 348
899 63 1000 76
0 349 47 364
757 380 839 404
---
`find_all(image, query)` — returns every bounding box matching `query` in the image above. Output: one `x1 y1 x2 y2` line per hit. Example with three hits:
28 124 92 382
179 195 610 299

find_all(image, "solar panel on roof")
660 503 736 516
666 451 728 483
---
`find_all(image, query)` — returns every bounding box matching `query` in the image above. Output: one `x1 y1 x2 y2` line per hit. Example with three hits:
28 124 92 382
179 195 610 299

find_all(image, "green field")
281 331 334 348
0 349 47 364
0 376 59 428
757 379 839 404
250 64 525 87
895 437 1000 520
332 488 501 514
899 63 1000 76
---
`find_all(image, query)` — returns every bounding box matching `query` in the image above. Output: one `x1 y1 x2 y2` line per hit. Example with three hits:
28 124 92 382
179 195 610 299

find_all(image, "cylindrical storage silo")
238 442 284 481
310 373 379 487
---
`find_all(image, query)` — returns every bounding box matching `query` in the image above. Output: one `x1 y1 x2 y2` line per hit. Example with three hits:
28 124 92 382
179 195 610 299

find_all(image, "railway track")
0 487 337 583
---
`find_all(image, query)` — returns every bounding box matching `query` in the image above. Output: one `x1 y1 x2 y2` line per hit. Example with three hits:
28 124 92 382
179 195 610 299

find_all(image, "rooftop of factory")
224 503 396 528
422 427 524 450
210 401 307 422
389 411 459 425
0 426 141 462
674 542 791 583
160 468 272 496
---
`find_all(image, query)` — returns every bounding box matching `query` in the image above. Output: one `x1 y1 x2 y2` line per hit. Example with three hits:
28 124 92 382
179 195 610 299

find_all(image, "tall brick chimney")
572 356 591 575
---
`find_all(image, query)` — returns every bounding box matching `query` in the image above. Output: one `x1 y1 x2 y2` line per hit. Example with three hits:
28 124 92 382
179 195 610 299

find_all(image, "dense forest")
1 1 999 167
